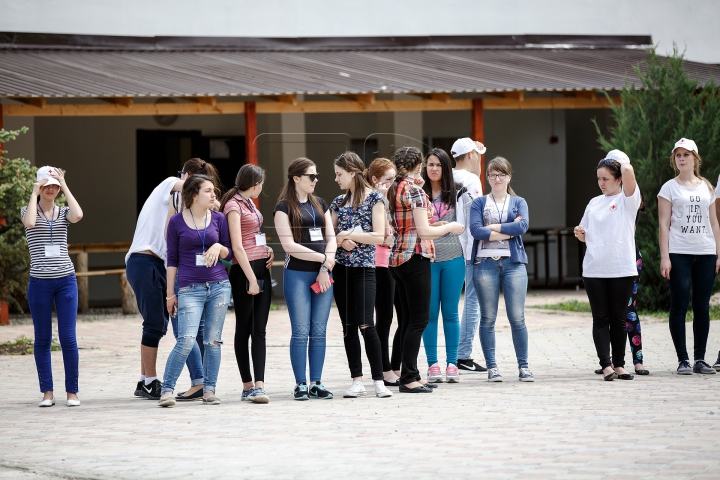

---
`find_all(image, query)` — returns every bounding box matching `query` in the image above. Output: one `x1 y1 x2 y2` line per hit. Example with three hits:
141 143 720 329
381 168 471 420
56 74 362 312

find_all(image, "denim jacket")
469 195 529 264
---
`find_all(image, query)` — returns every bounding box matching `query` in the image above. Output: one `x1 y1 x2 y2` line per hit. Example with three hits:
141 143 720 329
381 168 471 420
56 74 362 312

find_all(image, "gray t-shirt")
430 195 463 263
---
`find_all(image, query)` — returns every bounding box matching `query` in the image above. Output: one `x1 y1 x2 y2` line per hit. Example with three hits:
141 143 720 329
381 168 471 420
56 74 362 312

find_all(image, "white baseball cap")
36 166 62 187
672 138 698 155
450 137 486 158
604 149 630 165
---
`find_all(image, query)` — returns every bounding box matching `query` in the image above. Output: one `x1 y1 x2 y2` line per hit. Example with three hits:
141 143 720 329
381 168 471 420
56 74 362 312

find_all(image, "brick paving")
1 290 719 479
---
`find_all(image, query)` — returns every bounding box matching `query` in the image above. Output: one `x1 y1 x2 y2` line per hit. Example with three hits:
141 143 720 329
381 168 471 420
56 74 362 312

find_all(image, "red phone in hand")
310 277 334 294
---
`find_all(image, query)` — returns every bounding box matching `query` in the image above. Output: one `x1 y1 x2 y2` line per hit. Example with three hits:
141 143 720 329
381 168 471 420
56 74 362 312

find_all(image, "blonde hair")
486 156 516 195
670 149 714 192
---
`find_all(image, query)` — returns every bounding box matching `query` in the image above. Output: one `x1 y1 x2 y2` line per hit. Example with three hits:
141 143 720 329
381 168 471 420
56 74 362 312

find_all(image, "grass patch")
0 335 61 355
534 301 720 321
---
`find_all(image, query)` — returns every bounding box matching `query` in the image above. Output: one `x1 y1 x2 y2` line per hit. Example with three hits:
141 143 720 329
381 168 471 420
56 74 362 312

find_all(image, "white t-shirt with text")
580 186 642 278
125 177 178 264
658 179 716 255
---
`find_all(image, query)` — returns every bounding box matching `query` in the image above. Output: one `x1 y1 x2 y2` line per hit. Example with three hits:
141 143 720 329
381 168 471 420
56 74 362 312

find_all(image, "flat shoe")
594 369 603 375
420 383 438 389
176 389 203 401
66 399 81 407
203 396 221 405
617 373 634 380
38 398 55 407
604 372 618 381
399 385 433 393
635 369 650 376
158 396 176 408
383 379 400 387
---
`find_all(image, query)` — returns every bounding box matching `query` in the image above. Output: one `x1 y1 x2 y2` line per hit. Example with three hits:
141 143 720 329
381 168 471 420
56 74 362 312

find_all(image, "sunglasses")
300 173 320 182
177 170 185 178
597 158 616 168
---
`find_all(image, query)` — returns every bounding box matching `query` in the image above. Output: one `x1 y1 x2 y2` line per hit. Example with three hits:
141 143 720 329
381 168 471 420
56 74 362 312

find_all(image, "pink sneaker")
446 364 460 383
427 364 443 383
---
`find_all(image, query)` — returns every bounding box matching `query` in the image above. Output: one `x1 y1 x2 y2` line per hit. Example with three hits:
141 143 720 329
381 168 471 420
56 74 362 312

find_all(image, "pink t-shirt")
223 195 268 263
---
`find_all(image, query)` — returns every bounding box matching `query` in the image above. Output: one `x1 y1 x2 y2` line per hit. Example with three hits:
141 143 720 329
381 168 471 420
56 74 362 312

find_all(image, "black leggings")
375 267 405 372
584 276 635 369
391 255 431 385
333 264 384 381
229 260 272 383
626 248 644 365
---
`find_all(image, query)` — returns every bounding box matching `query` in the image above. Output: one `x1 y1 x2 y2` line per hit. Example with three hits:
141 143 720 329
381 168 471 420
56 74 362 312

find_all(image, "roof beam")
100 97 134 107
14 97 47 108
259 94 297 105
574 90 597 101
188 96 217 106
2 96 619 117
503 91 524 101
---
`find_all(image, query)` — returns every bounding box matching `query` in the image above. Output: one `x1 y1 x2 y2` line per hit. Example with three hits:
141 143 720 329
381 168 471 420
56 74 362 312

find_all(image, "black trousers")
333 264 384 381
229 260 272 383
375 267 405 372
390 255 431 385
584 276 635 369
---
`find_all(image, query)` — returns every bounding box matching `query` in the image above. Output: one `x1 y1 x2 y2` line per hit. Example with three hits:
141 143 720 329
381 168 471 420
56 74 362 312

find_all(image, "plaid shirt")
390 179 434 267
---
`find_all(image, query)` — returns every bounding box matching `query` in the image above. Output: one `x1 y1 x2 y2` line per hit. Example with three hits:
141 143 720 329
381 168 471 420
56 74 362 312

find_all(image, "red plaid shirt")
391 179 434 267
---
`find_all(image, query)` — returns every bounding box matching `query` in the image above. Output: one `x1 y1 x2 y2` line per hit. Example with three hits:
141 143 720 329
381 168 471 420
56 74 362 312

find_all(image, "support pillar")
0 105 7 324
472 98 485 179
245 101 259 207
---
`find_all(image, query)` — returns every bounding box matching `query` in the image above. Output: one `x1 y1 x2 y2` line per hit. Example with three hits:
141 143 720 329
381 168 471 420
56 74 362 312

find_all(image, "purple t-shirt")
166 211 233 288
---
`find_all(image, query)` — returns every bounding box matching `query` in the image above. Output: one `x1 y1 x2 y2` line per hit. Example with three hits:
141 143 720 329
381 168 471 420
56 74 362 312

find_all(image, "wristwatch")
320 265 329 272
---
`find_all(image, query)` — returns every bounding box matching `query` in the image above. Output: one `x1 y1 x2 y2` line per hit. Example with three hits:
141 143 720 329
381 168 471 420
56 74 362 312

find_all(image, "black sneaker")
139 379 162 400
294 383 309 401
134 381 143 397
457 358 487 373
713 353 720 372
309 382 333 399
693 360 717 374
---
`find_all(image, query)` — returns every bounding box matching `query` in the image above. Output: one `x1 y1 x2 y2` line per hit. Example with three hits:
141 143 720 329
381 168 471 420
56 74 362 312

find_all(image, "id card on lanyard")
38 204 60 257
191 211 209 267
301 200 324 241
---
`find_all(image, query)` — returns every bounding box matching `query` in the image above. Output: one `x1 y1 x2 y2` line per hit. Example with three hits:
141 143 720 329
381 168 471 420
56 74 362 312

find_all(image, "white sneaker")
38 398 55 407
373 381 393 398
343 380 368 398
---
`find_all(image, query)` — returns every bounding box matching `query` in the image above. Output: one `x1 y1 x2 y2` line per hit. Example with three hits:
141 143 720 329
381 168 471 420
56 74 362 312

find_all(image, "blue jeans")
668 253 717 362
161 280 231 394
458 260 481 360
423 256 464 366
169 280 204 386
473 257 529 369
284 268 333 384
27 274 79 393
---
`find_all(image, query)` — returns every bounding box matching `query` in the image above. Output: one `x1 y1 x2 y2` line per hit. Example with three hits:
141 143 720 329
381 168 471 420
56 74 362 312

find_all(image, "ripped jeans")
161 280 231 395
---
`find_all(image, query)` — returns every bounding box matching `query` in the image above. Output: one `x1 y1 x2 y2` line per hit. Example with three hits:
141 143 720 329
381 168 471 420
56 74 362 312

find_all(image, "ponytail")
182 158 225 198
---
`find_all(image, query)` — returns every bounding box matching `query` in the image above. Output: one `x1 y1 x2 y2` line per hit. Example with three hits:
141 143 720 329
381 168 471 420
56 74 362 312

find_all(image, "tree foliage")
596 47 720 310
0 127 65 311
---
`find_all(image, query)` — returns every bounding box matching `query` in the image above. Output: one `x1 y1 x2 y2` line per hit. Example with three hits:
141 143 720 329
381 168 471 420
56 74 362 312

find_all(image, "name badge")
255 233 267 246
44 245 61 257
351 225 363 234
309 228 323 241
196 254 206 266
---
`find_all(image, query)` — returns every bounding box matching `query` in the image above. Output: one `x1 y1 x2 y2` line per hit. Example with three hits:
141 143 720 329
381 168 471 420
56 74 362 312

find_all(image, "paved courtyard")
1 290 719 479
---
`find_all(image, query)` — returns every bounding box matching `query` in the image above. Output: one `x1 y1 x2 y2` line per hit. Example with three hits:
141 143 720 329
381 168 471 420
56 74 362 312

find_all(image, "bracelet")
166 294 176 300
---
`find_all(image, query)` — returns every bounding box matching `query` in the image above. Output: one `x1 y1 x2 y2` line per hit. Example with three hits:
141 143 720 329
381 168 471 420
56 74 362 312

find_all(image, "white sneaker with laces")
373 381 393 398
343 380 368 398
487 367 503 382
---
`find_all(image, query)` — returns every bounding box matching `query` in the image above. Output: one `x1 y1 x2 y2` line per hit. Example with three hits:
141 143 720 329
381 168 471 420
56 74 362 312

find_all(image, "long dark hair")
183 158 224 197
219 164 265 212
388 146 424 215
335 151 370 208
277 157 326 243
422 148 461 209
181 174 214 210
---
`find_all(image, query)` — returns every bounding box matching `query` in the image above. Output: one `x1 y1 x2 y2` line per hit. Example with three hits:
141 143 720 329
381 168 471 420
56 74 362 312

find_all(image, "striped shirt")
223 195 268 263
430 196 463 263
21 205 76 279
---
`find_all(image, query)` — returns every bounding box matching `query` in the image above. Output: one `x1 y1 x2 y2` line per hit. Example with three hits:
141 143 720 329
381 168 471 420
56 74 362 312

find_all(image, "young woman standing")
388 147 464 393
330 152 393 399
220 165 274 403
274 158 337 401
575 151 641 381
22 166 83 407
365 158 404 385
658 138 720 375
160 175 233 407
470 157 533 383
421 148 465 383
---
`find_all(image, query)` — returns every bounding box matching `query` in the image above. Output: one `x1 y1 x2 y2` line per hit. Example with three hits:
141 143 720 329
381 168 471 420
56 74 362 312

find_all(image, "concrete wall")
3 1 718 63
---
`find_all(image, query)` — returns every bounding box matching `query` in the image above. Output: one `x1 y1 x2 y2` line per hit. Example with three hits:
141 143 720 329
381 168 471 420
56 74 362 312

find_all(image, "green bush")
596 47 720 311
0 127 65 311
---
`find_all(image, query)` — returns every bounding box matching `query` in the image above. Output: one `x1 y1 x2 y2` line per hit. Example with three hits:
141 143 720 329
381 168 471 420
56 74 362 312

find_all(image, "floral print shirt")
330 190 383 268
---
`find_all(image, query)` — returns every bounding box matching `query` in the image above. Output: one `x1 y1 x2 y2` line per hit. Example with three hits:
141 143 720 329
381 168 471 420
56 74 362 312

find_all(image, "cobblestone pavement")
1 290 719 479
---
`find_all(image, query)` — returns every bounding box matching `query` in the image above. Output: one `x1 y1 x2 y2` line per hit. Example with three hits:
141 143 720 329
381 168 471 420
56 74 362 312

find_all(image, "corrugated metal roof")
1 35 718 99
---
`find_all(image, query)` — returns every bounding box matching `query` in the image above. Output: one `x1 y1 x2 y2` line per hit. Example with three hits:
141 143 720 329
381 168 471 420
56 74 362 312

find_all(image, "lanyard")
432 196 444 222
299 200 317 228
238 193 261 230
37 204 56 245
190 210 208 253
490 194 508 224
